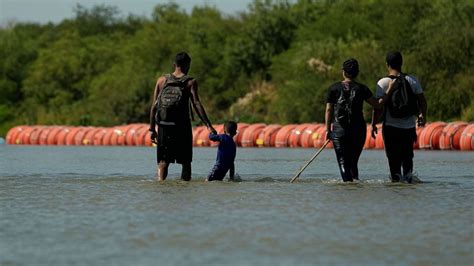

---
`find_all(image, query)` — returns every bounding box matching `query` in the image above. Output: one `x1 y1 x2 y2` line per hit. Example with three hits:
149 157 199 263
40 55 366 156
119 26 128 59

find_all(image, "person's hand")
371 124 378 139
150 130 157 144
386 78 397 95
417 114 426 127
208 125 217 135
325 129 332 141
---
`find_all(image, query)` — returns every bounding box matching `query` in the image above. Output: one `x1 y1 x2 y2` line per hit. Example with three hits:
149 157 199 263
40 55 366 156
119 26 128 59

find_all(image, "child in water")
206 121 239 181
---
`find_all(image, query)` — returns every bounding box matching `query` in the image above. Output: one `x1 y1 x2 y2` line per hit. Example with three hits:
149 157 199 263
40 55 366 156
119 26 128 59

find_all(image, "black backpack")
154 74 193 125
386 74 419 118
334 82 356 126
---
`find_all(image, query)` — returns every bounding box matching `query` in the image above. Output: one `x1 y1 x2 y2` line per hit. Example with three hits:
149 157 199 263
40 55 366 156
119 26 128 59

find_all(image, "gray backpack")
154 74 193 125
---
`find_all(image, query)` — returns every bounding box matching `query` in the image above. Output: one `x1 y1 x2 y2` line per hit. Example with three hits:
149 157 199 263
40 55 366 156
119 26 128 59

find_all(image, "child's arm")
209 133 221 142
229 163 235 180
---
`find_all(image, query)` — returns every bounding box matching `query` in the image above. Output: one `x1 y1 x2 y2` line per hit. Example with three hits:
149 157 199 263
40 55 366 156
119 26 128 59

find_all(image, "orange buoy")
64 127 83 146
241 123 266 147
82 127 98 145
6 126 25 145
300 124 323 148
38 126 53 145
413 126 424 149
74 127 93 145
29 126 45 145
110 127 125 146
101 128 115 146
256 124 281 147
192 126 206 146
92 128 107 145
209 124 225 147
374 124 384 149
288 124 311 148
439 121 468 150
419 122 446 150
134 125 149 146
275 124 297 148
313 126 334 149
234 123 250 146
56 127 71 145
17 126 36 145
459 124 474 151
45 126 62 145
364 124 375 149
125 124 145 146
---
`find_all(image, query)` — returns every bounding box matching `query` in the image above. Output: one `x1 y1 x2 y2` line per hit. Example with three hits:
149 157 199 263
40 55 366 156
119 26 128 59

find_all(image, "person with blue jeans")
206 121 237 181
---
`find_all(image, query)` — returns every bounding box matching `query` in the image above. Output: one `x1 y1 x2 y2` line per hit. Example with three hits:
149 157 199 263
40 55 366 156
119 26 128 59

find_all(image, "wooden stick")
290 139 330 183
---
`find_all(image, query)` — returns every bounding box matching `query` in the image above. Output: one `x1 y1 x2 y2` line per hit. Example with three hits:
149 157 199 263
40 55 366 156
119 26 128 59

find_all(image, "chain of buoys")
4 122 474 150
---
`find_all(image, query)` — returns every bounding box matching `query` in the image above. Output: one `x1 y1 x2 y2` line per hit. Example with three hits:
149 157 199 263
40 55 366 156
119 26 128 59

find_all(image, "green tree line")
1 0 473 136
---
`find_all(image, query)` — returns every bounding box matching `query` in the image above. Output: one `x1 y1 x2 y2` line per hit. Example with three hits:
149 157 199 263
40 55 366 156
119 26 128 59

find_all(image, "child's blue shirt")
209 133 236 168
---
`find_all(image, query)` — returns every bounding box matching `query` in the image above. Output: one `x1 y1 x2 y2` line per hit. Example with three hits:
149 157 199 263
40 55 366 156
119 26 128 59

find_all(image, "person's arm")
325 103 333 140
189 79 216 134
229 163 235 180
209 133 221 142
365 79 396 109
371 108 382 139
416 93 427 127
149 77 166 143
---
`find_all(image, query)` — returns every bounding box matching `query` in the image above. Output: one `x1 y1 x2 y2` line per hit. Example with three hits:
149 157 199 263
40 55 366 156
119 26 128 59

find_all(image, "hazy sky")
0 0 255 25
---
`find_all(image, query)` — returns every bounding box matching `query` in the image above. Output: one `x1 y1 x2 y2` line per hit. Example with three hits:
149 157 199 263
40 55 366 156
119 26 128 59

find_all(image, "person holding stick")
325 58 393 182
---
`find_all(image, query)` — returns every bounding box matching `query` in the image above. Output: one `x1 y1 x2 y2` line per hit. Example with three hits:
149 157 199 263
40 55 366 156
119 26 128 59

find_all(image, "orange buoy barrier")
300 124 323 148
234 123 249 146
241 123 266 147
275 124 297 148
419 122 446 150
439 121 468 150
460 124 474 151
256 124 281 147
288 124 311 148
209 124 225 147
4 122 472 150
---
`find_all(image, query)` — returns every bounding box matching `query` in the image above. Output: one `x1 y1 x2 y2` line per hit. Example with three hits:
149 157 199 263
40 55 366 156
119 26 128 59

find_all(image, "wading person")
372 51 427 183
149 52 216 181
206 121 238 182
325 58 393 182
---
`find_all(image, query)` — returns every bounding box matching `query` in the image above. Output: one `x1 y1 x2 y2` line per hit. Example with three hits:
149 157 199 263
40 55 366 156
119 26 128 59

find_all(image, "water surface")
1 146 473 265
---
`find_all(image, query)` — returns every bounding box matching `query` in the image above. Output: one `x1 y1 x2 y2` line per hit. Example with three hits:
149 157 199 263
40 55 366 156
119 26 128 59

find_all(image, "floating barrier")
4 122 473 150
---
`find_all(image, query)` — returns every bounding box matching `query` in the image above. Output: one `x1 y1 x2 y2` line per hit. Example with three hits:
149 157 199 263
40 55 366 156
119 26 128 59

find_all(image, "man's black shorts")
157 123 192 164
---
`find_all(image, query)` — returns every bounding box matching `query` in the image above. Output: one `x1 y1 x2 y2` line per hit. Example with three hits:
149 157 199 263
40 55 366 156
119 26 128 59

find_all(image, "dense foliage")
1 0 473 136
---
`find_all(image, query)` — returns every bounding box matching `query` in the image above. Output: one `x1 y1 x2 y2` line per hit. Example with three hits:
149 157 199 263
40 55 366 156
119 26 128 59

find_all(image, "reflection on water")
0 146 473 265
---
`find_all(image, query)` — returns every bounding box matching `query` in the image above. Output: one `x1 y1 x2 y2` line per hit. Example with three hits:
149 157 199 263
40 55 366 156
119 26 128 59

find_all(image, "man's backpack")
154 74 193 125
386 74 419 118
334 82 356 126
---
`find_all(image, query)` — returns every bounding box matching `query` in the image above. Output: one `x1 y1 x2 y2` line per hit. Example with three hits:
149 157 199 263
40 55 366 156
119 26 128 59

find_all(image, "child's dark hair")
175 52 191 67
224 121 237 136
386 51 403 71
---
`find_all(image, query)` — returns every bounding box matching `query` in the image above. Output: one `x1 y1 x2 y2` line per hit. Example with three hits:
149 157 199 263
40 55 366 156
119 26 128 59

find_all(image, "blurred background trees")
0 0 472 136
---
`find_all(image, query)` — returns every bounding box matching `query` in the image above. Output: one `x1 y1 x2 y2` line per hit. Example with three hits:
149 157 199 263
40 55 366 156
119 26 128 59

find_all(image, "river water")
0 146 473 265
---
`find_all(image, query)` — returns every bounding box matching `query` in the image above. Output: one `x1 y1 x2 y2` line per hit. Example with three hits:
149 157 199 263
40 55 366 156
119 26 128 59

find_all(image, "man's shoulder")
328 82 342 90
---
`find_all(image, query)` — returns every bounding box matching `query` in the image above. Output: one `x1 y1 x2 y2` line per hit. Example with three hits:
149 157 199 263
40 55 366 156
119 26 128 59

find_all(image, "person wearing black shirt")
325 58 393 182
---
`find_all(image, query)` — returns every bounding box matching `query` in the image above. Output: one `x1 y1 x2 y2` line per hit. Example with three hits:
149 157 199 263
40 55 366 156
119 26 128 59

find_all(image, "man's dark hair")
224 121 237 136
386 51 403 71
342 58 359 78
175 52 191 67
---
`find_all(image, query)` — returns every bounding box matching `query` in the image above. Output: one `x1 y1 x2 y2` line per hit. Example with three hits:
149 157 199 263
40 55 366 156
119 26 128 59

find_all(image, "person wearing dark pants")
382 125 417 181
325 58 392 182
372 51 427 182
